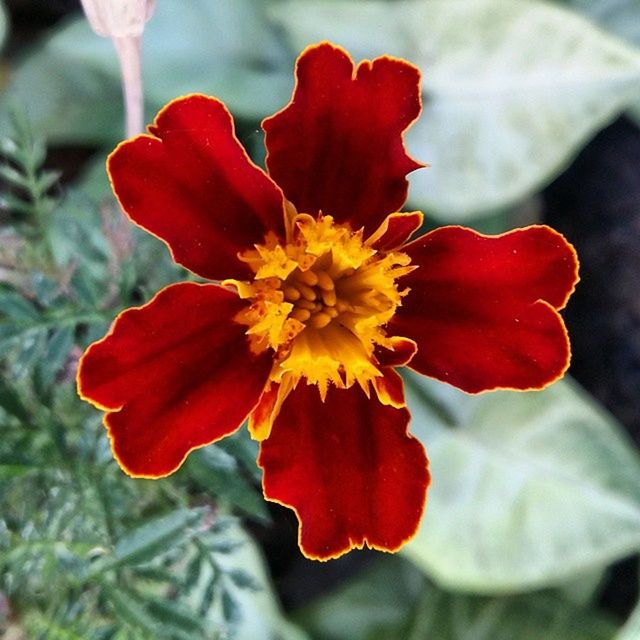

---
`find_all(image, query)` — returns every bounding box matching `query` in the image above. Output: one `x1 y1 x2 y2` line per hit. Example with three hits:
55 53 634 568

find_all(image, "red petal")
259 384 429 560
392 225 579 393
263 43 424 236
77 283 272 477
108 95 285 281
373 368 406 408
367 212 424 252
374 336 418 368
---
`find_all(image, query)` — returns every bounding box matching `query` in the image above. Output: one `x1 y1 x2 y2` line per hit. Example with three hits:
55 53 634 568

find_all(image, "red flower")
77 42 579 560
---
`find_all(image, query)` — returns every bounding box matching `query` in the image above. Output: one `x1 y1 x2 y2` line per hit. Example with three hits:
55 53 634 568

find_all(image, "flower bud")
80 0 156 39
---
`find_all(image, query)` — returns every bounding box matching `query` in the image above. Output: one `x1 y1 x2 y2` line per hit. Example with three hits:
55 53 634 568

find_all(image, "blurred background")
2 0 640 638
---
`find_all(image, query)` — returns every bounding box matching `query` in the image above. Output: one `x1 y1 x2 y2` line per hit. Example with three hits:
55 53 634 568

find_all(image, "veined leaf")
294 556 617 640
269 0 640 220
566 0 640 124
97 508 202 571
403 374 640 592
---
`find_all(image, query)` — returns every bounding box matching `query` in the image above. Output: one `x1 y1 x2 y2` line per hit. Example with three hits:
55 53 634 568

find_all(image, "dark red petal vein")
392 225 579 393
78 283 272 477
259 383 430 560
108 94 285 281
263 42 424 235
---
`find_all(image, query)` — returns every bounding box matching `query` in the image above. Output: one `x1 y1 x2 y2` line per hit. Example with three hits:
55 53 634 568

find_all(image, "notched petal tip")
263 41 425 236
107 94 285 281
77 282 272 478
259 384 430 561
394 224 579 394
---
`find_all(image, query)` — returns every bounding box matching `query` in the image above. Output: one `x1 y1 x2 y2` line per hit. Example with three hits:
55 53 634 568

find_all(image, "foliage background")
1 0 640 638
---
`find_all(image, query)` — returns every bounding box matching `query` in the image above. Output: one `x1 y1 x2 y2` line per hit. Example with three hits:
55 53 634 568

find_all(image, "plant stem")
113 36 144 138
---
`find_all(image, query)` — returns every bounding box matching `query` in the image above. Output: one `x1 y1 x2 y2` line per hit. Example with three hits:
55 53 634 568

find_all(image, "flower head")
77 43 579 560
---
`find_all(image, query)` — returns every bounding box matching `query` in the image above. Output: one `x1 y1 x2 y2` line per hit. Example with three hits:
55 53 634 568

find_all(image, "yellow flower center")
226 207 414 428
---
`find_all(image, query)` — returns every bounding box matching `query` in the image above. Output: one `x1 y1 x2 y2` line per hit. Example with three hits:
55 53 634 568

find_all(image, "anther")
297 270 319 286
298 283 317 301
291 308 311 322
335 300 349 313
283 286 301 301
316 271 334 291
309 311 332 329
265 277 282 288
321 289 337 307
297 299 317 311
326 307 339 318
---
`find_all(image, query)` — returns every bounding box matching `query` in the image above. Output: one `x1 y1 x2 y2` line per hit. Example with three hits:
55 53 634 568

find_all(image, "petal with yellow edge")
391 225 580 393
259 383 430 560
263 42 424 236
108 94 285 281
77 283 272 478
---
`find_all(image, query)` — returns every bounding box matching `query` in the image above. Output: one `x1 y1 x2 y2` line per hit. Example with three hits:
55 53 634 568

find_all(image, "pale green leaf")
617 596 640 640
0 0 290 144
270 0 640 220
403 374 640 592
295 556 617 640
567 0 640 124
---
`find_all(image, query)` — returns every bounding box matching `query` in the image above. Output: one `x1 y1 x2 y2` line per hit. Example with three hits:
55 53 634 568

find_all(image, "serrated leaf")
145 596 206 639
227 568 261 592
0 164 30 190
0 291 39 321
37 326 74 389
187 448 269 522
403 374 640 592
0 382 30 423
102 584 162 636
270 0 640 220
98 508 202 571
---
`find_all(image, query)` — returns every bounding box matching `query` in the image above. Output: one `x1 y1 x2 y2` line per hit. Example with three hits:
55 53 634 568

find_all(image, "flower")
77 42 579 561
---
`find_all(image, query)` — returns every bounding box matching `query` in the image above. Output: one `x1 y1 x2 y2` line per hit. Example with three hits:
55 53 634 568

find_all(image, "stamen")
298 283 317 301
291 308 311 322
297 299 317 311
297 270 319 286
309 311 332 329
316 271 334 291
283 286 301 301
321 289 337 307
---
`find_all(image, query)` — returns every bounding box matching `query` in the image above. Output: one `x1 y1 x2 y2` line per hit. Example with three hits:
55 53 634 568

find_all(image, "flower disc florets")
228 207 414 402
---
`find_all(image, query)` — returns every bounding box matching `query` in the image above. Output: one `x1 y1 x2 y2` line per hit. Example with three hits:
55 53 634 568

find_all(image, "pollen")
228 210 414 418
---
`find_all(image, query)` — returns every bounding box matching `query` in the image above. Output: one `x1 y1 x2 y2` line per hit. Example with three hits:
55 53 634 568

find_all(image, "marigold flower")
77 43 579 560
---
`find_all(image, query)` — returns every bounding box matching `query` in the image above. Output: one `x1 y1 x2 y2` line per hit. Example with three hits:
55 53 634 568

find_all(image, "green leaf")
617 596 640 640
145 595 207 639
0 0 290 145
565 0 640 125
0 382 30 423
269 0 640 220
98 508 202 571
185 521 309 640
102 584 163 636
403 374 640 592
294 556 617 640
186 447 269 522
